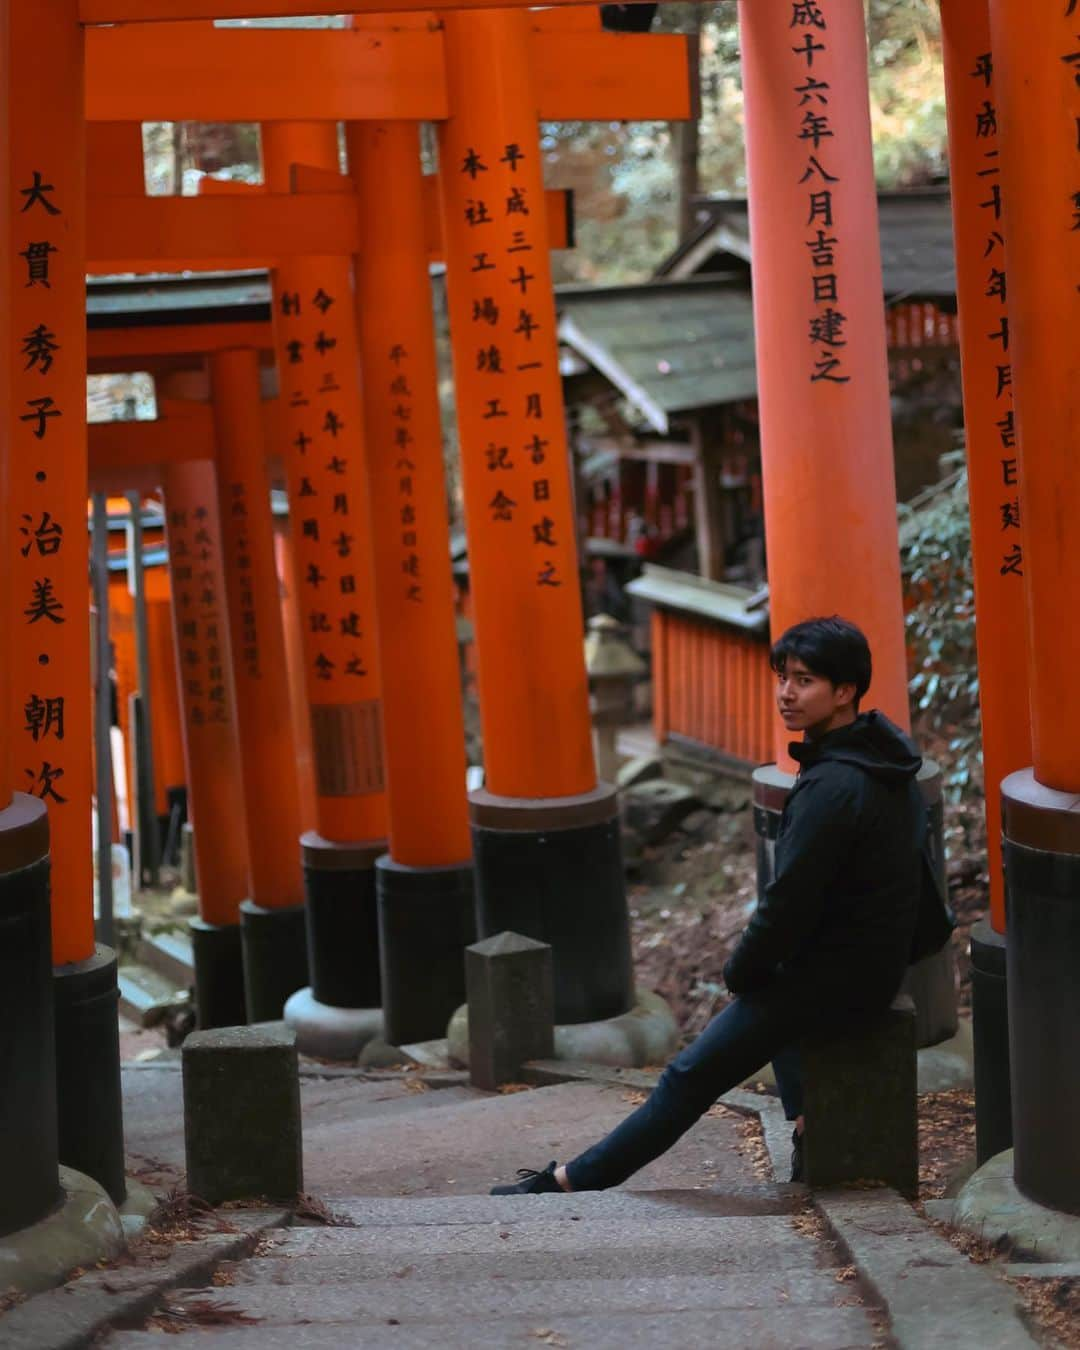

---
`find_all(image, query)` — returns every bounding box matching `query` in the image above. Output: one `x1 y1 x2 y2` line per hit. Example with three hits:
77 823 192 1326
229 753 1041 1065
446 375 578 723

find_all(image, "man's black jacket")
722 711 925 1008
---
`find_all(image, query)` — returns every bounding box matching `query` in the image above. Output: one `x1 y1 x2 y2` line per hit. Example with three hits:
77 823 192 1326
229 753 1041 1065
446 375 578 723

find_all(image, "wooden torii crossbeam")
85 178 574 273
82 14 686 273
79 0 646 21
84 20 689 123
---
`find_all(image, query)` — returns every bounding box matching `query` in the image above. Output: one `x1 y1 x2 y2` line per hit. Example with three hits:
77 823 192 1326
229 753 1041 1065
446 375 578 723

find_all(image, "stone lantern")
584 614 646 782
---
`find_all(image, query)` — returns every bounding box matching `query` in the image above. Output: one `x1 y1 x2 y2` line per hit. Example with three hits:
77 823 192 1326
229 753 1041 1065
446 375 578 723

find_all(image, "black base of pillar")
970 917 1011 1165
240 900 309 1024
54 946 127 1206
751 760 959 1049
1002 769 1080 1214
190 919 247 1030
469 785 633 1025
302 832 384 1010
376 856 476 1045
0 795 59 1238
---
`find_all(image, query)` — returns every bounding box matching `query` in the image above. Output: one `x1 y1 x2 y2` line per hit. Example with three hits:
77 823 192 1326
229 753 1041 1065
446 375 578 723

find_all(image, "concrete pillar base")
970 917 1011 1165
283 986 384 1062
376 856 476 1047
118 1176 159 1242
1002 769 1080 1213
54 948 126 1206
447 986 678 1071
0 794 58 1240
469 785 634 1025
190 918 246 1030
0 1166 125 1298
239 899 308 1024
953 1149 1080 1262
301 832 384 1010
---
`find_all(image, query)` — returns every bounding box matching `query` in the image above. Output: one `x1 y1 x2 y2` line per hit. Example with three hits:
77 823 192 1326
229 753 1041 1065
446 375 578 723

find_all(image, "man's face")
775 656 856 739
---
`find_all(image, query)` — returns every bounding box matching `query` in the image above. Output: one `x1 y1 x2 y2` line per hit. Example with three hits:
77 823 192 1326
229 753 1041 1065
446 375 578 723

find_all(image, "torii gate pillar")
263 122 390 1061
10 0 125 1210
737 0 955 1047
348 118 476 1048
940 0 1028 1167
989 0 1080 1215
438 9 637 1032
209 347 309 1022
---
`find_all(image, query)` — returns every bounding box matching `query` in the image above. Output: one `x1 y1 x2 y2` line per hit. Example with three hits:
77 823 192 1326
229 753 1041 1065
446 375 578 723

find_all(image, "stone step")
106 1305 876 1349
318 1183 800 1227
137 928 195 988
296 1080 754 1197
164 1267 858 1328
297 1081 483 1129
224 1213 818 1289
117 963 189 1028
228 1241 818 1287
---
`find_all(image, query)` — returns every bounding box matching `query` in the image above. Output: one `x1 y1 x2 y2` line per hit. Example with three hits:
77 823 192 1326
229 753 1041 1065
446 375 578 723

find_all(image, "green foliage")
898 472 982 799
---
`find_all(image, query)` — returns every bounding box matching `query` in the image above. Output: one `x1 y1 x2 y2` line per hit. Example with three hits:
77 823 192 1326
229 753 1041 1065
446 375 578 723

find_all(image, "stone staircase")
100 1187 878 1348
117 929 195 1031
101 1062 888 1348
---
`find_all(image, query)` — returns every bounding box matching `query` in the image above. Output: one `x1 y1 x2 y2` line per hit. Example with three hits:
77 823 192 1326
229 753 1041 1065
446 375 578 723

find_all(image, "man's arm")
722 770 859 994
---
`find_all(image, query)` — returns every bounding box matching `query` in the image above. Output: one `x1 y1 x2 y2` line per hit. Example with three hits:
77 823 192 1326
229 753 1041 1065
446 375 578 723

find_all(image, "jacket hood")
790 710 923 784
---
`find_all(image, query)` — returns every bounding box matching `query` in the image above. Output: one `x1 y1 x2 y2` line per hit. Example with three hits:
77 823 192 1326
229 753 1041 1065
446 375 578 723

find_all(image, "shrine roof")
557 274 757 435
656 187 957 301
87 270 271 327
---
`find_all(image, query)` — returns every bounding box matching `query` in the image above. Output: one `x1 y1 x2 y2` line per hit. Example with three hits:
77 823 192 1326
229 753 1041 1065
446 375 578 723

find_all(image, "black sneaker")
790 1127 804 1184
491 1162 564 1196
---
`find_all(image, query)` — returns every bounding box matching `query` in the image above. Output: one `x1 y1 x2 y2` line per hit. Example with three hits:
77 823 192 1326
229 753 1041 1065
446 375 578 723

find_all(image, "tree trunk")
676 13 702 241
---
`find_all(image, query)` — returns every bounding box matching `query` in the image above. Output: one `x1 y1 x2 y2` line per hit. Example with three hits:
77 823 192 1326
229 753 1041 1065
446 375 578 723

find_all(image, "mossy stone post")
801 995 918 1198
466 932 554 1091
182 1025 302 1205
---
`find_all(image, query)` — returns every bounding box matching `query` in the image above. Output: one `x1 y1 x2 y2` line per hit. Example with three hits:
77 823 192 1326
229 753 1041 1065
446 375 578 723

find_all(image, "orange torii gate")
75 9 689 1055
79 0 644 20
0 0 675 1246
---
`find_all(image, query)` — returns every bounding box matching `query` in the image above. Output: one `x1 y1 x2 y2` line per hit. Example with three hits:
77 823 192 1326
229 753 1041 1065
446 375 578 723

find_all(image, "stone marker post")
802 996 918 1198
466 931 554 1092
183 1024 302 1206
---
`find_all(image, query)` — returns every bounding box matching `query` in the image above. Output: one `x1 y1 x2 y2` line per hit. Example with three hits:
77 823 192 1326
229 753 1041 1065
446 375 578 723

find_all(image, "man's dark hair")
770 616 872 707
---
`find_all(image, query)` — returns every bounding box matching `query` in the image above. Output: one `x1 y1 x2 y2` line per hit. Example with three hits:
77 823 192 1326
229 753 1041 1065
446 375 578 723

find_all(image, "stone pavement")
2 1059 1040 1348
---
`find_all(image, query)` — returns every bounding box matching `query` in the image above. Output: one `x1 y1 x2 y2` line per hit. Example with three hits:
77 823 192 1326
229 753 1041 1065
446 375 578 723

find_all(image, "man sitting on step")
492 616 925 1194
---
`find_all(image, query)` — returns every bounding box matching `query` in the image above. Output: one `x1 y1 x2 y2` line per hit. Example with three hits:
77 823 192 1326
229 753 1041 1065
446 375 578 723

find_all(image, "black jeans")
565 990 810 1192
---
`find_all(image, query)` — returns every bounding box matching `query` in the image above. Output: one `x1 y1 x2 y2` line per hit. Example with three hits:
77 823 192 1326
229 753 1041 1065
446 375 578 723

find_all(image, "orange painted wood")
651 610 668 744
653 615 774 766
349 119 471 868
83 21 689 123
0 0 10 810
86 121 145 196
108 580 137 831
264 121 388 846
10 0 95 963
274 521 317 835
146 591 186 818
210 348 305 907
738 0 910 768
940 0 1030 930
88 174 572 266
85 24 446 123
87 193 362 269
88 402 214 475
162 460 250 927
80 0 661 31
88 321 268 358
988 0 1080 792
439 8 595 800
